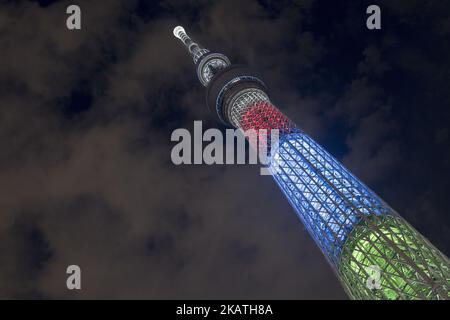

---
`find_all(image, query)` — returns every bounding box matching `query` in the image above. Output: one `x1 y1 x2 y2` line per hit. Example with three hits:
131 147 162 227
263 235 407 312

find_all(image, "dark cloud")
0 0 449 299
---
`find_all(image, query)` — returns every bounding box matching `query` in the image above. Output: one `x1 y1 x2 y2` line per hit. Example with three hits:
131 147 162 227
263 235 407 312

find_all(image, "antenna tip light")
173 26 186 39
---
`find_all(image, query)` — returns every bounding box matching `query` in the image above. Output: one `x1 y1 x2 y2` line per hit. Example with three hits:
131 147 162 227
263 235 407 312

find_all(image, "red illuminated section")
241 101 293 131
240 101 295 148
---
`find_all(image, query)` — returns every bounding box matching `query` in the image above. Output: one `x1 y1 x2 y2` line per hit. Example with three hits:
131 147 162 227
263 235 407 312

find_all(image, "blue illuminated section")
270 131 395 265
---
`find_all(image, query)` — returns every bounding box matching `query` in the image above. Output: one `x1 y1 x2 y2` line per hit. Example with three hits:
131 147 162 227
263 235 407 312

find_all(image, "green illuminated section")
339 215 450 300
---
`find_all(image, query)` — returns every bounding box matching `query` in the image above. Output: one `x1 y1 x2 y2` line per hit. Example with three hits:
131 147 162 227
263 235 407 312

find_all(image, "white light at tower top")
173 25 186 40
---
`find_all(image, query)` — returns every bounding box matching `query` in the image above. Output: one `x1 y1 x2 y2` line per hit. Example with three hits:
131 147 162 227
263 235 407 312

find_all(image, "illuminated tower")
173 26 450 300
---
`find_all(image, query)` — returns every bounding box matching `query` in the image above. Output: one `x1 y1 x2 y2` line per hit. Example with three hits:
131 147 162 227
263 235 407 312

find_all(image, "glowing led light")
339 215 450 300
173 26 187 40
270 132 388 263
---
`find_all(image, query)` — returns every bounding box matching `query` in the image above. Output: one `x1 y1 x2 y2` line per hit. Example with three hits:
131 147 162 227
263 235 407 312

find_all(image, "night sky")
0 0 449 299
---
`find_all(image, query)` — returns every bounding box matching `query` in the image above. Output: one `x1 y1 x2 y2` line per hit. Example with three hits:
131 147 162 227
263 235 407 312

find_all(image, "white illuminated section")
173 26 188 41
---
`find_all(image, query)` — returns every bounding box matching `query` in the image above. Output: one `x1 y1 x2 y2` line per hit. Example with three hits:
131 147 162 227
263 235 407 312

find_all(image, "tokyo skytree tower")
173 26 450 300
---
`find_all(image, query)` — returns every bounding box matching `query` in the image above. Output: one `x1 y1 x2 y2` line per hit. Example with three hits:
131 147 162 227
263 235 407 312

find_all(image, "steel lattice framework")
234 95 450 299
174 26 450 300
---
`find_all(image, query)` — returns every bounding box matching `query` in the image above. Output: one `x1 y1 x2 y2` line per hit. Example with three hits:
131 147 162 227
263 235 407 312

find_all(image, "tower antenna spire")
173 26 231 87
173 26 208 64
